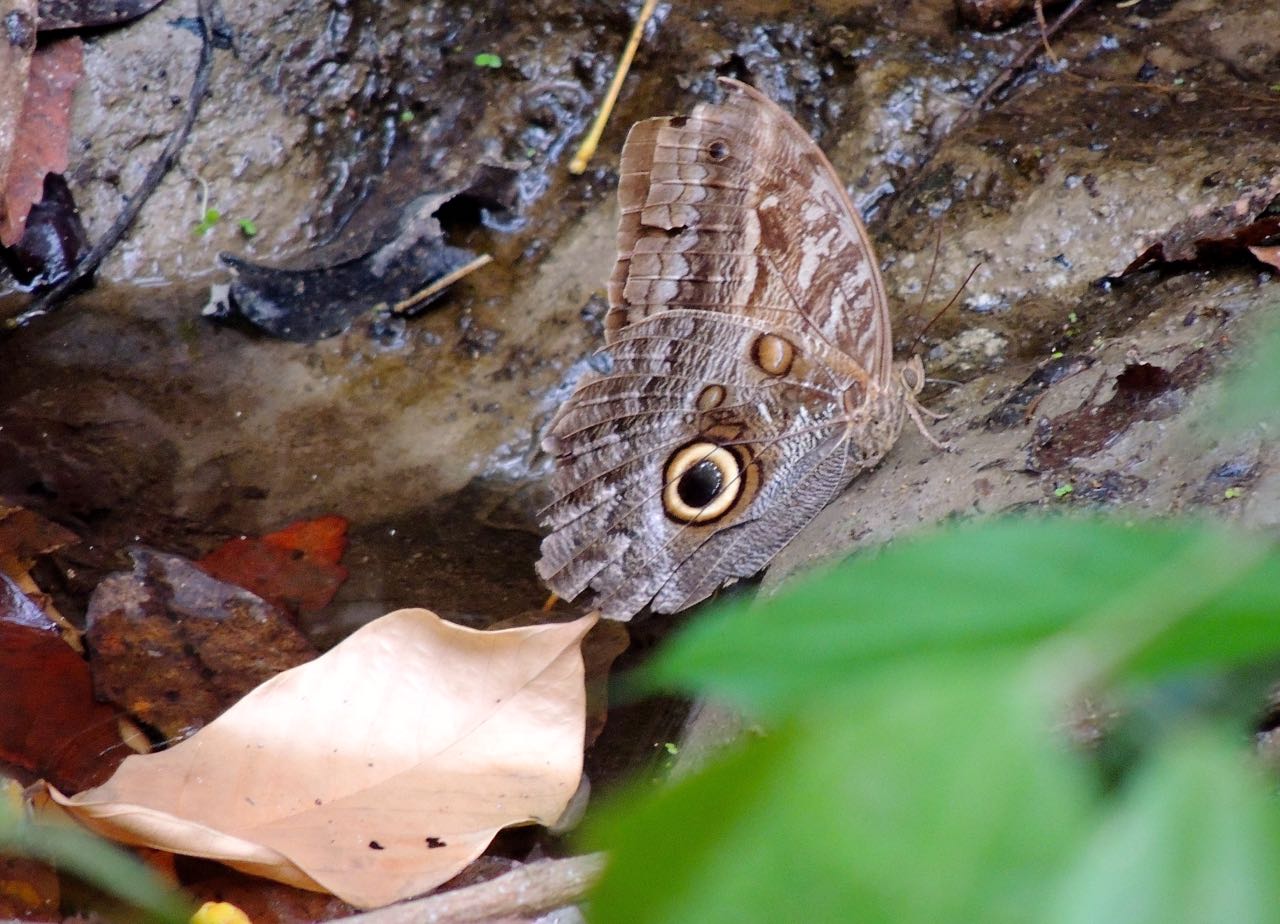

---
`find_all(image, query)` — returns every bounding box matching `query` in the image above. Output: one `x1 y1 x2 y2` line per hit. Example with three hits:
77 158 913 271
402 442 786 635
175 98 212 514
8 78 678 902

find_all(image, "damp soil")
2 0 1280 793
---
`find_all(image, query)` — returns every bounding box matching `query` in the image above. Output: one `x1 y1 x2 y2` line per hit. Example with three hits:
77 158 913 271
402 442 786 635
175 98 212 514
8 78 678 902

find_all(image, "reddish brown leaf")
0 616 128 792
0 34 82 246
0 0 37 198
197 516 349 616
87 549 317 741
260 514 348 565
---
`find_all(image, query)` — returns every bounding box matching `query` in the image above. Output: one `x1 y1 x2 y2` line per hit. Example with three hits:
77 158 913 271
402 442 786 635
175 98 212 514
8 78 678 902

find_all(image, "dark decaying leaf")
1121 177 1280 275
36 0 165 30
0 34 82 247
196 515 349 617
208 169 515 341
1 171 89 286
1028 361 1189 471
86 548 317 740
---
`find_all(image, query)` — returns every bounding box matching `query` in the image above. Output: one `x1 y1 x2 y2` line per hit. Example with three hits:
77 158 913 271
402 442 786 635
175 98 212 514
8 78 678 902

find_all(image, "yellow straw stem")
568 0 661 175
393 253 493 314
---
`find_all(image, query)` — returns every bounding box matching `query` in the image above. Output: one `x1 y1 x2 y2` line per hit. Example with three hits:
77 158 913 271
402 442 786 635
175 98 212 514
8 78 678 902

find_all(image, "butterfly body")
537 79 928 620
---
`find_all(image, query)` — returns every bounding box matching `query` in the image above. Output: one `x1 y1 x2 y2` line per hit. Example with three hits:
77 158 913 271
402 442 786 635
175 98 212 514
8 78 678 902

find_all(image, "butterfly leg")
906 398 954 452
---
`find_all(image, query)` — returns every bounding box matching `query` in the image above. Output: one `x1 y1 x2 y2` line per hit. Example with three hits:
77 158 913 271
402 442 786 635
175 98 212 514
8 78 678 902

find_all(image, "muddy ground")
2 0 1279 784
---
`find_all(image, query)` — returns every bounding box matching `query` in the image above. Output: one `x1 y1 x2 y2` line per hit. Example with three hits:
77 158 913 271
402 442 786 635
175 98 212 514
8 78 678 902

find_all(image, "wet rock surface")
0 1 1276 689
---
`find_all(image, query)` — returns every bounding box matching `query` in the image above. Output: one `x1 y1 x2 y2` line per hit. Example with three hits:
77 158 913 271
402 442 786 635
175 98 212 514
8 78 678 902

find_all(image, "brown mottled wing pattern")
537 78 904 621
607 79 893 383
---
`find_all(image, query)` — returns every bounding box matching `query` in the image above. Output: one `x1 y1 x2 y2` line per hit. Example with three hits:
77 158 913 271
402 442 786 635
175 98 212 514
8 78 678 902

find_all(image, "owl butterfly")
537 78 939 621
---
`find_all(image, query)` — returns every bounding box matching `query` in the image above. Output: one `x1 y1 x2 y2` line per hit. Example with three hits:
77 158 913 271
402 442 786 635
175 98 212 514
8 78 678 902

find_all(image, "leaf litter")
42 609 597 909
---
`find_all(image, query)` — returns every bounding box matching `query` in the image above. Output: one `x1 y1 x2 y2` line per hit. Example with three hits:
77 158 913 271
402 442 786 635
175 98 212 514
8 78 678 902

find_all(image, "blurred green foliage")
0 796 192 923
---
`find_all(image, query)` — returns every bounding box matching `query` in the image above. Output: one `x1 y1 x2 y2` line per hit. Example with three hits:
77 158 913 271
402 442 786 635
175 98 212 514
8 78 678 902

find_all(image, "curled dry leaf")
44 609 597 909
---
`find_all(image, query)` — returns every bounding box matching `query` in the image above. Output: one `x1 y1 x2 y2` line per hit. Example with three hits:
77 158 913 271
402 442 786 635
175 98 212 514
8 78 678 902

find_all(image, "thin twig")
1033 0 1059 64
4 0 220 331
333 853 607 924
568 0 659 175
958 0 1092 130
392 253 492 315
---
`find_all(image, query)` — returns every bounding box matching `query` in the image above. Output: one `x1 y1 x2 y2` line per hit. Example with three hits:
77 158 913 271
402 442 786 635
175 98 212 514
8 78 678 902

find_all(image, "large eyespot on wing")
663 441 748 523
605 78 894 386
536 309 859 621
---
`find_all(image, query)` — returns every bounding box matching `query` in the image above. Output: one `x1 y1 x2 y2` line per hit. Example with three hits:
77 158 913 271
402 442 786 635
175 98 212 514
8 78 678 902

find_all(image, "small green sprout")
1271 83 1280 94
193 207 221 236
1054 484 1075 498
1050 350 1064 360
1224 487 1243 500
237 218 258 238
473 52 502 69
1067 311 1078 324
399 110 415 123
663 742 679 755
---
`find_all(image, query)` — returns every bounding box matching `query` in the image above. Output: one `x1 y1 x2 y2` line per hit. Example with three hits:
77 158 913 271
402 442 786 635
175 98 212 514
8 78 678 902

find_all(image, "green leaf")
1049 730 1280 924
589 663 1096 924
237 217 258 237
193 207 221 236
0 801 192 924
639 519 1280 718
473 52 502 68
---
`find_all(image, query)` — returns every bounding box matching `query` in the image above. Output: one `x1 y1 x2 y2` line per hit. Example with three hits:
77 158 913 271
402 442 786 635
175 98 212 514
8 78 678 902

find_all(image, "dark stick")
4 0 219 330
958 0 1094 130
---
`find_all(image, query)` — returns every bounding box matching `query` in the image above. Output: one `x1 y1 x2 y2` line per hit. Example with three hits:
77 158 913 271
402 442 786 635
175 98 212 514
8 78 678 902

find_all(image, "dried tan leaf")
44 609 596 909
1248 244 1280 272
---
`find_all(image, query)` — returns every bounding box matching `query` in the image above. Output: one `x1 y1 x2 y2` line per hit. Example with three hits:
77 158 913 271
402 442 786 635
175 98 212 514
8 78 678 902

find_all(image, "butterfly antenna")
909 259 983 356
912 223 945 317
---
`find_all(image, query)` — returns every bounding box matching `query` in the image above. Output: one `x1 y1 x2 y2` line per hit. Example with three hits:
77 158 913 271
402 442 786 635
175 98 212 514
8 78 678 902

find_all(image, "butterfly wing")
538 80 898 620
609 77 893 385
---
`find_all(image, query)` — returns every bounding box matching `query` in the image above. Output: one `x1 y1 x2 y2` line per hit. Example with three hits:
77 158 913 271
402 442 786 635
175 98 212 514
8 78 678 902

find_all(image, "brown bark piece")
86 548 318 741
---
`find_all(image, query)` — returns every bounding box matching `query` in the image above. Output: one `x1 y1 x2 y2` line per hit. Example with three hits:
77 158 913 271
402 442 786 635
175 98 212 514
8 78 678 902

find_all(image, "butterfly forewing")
608 79 893 383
